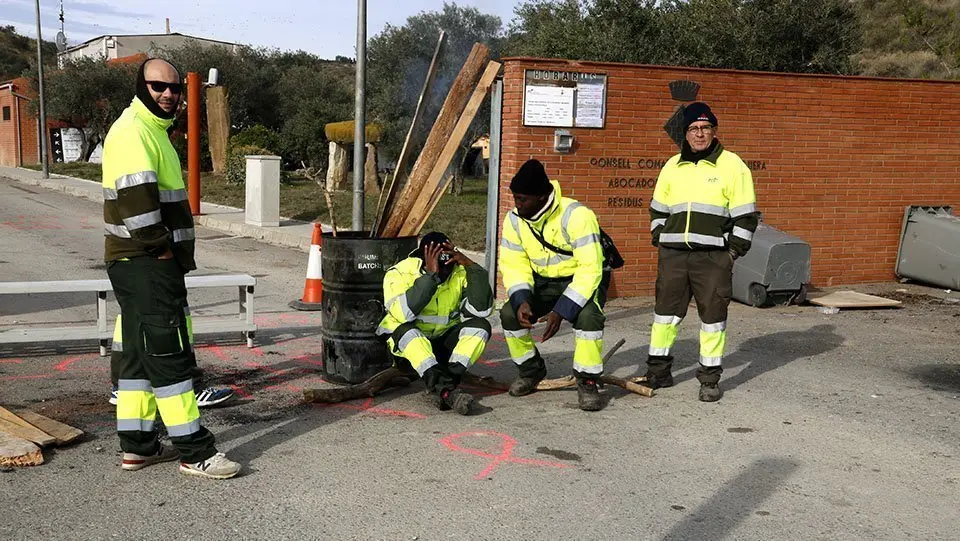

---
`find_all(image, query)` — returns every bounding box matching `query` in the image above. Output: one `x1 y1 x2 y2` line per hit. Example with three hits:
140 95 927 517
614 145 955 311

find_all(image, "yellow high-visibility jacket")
102 97 195 269
377 256 493 338
649 142 758 256
499 180 604 321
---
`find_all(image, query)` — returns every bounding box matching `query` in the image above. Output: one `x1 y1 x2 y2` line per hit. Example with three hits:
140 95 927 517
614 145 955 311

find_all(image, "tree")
33 56 137 161
368 2 504 193
275 63 354 169
506 0 861 74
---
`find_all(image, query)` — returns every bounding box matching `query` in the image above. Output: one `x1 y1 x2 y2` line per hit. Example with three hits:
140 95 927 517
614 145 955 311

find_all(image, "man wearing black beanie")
102 58 240 479
499 158 611 411
646 101 759 402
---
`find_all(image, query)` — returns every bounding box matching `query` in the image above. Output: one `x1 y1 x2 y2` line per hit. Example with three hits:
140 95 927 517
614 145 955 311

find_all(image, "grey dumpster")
895 205 960 290
732 222 812 307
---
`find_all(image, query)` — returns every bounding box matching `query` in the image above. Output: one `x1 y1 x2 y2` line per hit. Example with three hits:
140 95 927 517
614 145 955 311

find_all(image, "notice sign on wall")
522 69 607 129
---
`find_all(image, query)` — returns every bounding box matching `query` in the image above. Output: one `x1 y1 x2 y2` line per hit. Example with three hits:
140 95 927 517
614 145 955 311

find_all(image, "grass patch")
23 162 490 251
23 161 102 182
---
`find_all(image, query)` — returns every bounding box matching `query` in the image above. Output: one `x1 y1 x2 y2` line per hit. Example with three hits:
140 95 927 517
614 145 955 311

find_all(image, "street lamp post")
35 0 49 178
352 0 366 232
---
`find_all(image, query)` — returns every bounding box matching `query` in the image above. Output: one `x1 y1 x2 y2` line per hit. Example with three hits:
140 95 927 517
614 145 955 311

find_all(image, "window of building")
2 106 10 121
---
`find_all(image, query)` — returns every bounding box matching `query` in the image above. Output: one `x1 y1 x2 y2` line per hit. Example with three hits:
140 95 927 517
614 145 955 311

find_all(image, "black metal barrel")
320 232 418 384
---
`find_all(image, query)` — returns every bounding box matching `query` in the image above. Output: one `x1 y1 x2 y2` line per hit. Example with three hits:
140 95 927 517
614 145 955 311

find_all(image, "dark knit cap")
509 159 552 196
682 102 718 131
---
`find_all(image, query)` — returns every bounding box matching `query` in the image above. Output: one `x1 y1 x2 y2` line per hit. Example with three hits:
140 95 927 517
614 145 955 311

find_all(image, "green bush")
229 125 281 153
225 144 274 184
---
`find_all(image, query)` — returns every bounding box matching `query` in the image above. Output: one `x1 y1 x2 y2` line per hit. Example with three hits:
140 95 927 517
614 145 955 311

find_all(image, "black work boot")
698 383 722 402
439 388 475 415
509 358 547 397
643 355 674 389
577 378 604 411
509 377 541 397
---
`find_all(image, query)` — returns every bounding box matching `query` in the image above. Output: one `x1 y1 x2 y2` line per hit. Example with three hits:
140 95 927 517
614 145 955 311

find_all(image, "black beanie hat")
136 58 181 120
682 102 717 131
411 231 451 258
509 159 552 196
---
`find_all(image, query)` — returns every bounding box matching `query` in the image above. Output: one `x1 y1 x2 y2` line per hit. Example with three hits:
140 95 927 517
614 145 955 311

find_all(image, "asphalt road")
1 176 959 540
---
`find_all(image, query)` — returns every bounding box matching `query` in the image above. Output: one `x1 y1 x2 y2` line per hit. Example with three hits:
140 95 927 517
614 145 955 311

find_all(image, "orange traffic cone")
290 223 324 311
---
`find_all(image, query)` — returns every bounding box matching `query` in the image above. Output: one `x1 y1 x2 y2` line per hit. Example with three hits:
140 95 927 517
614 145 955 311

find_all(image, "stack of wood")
0 406 83 467
372 38 502 238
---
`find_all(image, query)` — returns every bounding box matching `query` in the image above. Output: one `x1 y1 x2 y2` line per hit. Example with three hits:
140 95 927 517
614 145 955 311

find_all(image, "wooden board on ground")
13 410 83 445
0 431 43 467
0 415 56 447
808 290 903 308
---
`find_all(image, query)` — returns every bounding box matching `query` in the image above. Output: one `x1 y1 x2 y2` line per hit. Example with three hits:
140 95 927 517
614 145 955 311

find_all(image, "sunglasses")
146 80 183 94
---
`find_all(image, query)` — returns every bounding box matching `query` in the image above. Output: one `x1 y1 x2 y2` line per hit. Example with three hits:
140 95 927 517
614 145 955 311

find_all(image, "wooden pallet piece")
372 30 446 236
13 410 84 446
0 431 43 467
401 60 503 236
379 43 490 237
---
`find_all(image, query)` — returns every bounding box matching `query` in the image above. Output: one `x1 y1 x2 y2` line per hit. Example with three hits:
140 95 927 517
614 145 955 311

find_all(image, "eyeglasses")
687 125 715 134
146 80 183 94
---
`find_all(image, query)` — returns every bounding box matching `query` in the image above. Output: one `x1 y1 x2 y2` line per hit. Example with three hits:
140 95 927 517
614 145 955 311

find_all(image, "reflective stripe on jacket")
499 180 604 322
649 142 759 256
102 97 196 269
377 256 493 338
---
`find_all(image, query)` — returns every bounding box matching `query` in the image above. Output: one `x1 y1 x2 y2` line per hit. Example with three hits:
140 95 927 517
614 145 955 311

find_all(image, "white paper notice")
524 86 575 127
575 82 605 128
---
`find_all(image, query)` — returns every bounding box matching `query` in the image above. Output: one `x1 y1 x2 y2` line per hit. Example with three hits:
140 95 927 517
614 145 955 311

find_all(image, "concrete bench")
0 274 256 356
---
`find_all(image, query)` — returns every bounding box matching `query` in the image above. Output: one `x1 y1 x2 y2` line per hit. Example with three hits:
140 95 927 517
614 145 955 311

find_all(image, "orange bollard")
186 72 201 216
290 223 324 311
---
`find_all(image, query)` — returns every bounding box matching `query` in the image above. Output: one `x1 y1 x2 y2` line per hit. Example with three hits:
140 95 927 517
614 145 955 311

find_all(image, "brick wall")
498 58 960 298
0 78 40 167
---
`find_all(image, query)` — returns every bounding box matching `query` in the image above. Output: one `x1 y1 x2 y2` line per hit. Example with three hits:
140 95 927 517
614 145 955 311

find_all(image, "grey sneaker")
122 444 179 471
699 383 722 402
179 452 241 480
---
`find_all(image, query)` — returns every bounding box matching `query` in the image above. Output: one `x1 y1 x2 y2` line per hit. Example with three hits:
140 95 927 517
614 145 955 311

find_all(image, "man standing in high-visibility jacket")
646 102 759 402
499 159 609 411
377 232 493 415
102 58 240 479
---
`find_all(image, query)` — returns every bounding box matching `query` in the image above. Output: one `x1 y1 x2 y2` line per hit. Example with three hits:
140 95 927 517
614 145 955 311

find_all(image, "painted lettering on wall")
608 178 656 189
607 197 644 208
589 157 766 171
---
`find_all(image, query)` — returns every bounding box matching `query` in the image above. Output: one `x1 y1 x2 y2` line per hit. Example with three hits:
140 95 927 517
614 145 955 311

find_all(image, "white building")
58 32 241 66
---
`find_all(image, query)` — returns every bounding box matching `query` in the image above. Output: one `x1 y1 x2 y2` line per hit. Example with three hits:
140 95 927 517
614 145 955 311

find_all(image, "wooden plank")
401 61 502 236
0 409 57 447
808 290 903 308
372 30 446 237
12 411 83 446
379 42 490 237
0 431 43 467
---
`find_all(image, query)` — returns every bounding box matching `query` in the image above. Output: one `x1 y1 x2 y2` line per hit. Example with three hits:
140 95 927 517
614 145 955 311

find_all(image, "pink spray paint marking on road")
440 431 571 480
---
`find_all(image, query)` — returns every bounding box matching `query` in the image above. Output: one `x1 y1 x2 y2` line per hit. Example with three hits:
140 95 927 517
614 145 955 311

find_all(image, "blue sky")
2 0 521 58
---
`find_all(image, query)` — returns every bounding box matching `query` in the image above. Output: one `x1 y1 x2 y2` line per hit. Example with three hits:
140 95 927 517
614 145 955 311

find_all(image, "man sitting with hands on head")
376 232 494 415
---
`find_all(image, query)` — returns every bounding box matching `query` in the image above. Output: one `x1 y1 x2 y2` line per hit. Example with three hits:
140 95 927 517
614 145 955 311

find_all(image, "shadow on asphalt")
662 457 800 541
909 363 960 393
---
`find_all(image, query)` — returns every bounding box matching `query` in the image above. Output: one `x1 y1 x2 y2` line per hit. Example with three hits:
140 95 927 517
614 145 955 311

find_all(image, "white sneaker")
179 452 241 480
122 445 179 471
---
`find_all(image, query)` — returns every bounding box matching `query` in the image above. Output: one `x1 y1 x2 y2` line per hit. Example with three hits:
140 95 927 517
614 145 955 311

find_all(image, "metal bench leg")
240 285 256 348
97 291 108 356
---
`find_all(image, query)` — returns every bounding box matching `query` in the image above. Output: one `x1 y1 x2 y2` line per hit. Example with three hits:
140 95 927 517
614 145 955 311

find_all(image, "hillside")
0 25 57 81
